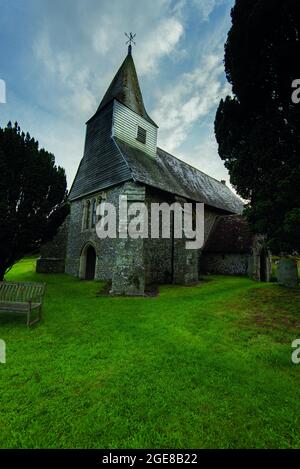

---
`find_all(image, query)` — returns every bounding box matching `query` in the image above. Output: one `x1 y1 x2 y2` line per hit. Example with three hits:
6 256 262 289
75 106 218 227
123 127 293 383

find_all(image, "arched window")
91 199 97 228
96 196 102 222
85 200 91 229
82 202 86 231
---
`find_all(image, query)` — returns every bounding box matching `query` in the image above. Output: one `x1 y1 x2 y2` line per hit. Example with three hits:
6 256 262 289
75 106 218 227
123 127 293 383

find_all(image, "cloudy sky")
0 0 235 188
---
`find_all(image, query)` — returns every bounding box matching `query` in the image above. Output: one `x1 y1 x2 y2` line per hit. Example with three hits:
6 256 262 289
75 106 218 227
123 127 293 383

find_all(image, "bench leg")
29 306 42 326
27 305 42 327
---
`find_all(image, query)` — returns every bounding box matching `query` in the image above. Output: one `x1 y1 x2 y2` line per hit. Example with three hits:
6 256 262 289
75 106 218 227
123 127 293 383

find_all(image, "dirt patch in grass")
234 286 300 341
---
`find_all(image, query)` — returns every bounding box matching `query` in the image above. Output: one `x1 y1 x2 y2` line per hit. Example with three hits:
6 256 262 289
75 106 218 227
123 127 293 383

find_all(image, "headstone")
277 258 299 288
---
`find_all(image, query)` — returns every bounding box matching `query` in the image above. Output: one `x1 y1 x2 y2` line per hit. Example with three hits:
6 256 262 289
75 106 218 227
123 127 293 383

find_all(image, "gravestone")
277 258 299 288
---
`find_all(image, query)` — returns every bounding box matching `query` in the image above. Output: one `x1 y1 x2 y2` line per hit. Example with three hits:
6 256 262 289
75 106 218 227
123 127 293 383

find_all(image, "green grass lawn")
0 258 300 449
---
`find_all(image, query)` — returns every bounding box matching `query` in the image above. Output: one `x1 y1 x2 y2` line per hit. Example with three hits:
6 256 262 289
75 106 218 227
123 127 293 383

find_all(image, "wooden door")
85 246 96 280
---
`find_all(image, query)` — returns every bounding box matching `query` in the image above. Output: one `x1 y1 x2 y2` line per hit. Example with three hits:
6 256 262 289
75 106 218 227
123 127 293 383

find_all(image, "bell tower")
96 33 158 158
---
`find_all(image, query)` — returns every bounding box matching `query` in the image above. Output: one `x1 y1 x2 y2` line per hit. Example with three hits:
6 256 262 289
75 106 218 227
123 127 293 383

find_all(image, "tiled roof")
203 215 254 253
115 139 244 214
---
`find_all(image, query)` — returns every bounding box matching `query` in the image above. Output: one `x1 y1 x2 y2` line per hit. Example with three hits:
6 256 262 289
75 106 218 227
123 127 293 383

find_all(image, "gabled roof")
115 139 244 214
203 215 253 253
95 47 157 127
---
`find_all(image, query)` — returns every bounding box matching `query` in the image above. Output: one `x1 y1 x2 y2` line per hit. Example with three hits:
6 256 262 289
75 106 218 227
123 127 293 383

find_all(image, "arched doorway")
79 243 97 280
85 245 96 280
260 249 267 282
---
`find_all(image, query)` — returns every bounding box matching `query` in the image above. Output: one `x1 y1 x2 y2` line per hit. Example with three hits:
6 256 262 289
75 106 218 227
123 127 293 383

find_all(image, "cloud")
193 0 228 21
149 0 234 181
34 33 96 117
152 52 231 152
33 1 183 117
2 0 235 188
92 18 113 56
187 130 228 179
26 0 186 185
134 18 184 75
174 0 228 21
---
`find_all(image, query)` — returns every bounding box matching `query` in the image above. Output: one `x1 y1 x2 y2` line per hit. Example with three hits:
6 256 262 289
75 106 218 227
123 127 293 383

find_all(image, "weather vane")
125 32 136 48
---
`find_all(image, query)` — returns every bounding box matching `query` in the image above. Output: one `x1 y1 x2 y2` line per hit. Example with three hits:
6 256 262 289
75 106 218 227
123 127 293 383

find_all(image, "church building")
36 43 271 294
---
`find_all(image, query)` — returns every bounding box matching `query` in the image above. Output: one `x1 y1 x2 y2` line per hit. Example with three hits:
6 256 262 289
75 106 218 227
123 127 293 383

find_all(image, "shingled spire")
97 44 157 127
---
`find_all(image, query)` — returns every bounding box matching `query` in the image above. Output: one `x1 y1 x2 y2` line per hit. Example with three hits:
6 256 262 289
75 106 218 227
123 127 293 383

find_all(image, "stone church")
37 45 271 294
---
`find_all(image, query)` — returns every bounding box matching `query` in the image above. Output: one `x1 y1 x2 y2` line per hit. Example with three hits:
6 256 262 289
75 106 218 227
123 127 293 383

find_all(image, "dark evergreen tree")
0 122 69 280
215 0 300 253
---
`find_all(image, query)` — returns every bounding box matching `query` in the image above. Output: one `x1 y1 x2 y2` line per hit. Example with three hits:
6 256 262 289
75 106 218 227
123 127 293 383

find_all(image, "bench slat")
0 282 45 301
0 281 46 326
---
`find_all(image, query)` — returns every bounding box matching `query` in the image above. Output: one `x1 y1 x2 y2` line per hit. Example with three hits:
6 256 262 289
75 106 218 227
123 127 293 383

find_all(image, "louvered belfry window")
136 126 146 144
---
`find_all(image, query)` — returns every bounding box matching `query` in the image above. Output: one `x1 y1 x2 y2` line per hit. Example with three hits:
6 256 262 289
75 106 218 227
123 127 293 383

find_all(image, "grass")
0 257 300 449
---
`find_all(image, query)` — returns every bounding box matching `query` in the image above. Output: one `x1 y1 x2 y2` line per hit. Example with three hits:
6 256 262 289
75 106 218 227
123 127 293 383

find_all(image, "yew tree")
0 122 69 280
215 0 300 253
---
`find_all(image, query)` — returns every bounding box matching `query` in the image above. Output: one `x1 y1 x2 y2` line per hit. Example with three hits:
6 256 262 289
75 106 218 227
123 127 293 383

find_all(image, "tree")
0 122 69 280
215 0 300 253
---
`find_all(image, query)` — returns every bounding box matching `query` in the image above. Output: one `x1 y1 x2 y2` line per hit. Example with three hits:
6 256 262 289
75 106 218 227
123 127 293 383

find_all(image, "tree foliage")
215 0 300 253
0 122 69 279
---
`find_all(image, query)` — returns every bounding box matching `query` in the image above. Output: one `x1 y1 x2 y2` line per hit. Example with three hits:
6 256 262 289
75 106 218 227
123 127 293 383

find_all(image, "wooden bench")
0 281 46 326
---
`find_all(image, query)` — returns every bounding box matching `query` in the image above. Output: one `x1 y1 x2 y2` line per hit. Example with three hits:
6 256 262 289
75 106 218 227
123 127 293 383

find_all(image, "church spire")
96 35 157 127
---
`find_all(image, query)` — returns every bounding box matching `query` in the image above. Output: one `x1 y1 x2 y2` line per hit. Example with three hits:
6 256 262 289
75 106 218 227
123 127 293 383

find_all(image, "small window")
91 199 96 228
96 196 102 222
136 126 146 144
85 200 91 229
